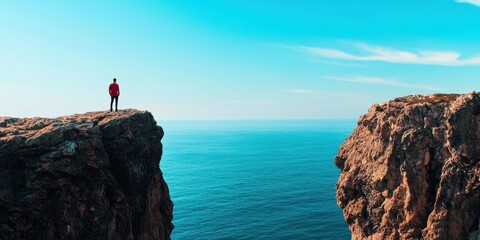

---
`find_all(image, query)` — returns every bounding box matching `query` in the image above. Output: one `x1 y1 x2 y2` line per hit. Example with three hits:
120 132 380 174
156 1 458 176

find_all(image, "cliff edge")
336 93 480 240
0 109 173 239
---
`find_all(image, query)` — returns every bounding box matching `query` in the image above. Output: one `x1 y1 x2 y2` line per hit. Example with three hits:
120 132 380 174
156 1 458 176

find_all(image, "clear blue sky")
2 0 480 119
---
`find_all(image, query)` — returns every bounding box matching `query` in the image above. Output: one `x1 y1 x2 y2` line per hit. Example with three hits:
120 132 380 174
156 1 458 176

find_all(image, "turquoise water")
160 120 355 240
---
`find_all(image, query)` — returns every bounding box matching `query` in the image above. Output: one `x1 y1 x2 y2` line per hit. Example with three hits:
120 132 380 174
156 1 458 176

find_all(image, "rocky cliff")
336 93 480 240
0 109 173 239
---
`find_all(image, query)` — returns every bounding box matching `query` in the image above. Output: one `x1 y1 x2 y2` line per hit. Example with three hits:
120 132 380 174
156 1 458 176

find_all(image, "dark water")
160 120 355 240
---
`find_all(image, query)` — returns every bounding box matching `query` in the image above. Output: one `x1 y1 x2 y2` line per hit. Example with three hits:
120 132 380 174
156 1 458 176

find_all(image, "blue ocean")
160 120 355 240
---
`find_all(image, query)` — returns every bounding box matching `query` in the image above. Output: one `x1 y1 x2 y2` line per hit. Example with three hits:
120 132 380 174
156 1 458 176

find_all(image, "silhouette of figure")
109 78 120 111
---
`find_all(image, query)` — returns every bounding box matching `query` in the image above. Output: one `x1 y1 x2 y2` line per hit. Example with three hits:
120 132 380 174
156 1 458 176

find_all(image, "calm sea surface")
160 120 355 240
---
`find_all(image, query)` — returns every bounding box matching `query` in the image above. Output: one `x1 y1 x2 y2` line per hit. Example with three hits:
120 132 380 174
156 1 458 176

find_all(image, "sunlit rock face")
336 93 480 240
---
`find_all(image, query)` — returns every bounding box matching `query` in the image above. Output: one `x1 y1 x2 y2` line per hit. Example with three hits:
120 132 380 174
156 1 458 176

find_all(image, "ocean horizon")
160 119 356 239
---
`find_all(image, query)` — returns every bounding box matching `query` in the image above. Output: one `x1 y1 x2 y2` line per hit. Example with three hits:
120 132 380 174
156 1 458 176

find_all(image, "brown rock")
0 109 173 239
336 93 480 240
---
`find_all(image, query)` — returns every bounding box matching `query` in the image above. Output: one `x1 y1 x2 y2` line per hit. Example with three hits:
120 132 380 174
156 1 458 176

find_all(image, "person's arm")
118 85 120 96
109 85 112 95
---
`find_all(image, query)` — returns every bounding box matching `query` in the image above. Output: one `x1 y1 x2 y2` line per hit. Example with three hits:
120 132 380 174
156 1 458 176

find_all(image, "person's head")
113 78 117 83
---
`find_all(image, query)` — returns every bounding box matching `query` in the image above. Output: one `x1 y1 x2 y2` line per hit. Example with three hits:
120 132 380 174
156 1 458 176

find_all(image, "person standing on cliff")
109 78 120 112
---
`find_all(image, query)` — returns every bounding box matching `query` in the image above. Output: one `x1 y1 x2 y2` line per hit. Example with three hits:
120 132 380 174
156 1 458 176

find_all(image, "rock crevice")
0 109 173 240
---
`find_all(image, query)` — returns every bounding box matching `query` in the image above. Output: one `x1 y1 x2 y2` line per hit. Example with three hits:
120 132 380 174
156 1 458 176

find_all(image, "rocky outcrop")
0 109 173 239
336 93 480 240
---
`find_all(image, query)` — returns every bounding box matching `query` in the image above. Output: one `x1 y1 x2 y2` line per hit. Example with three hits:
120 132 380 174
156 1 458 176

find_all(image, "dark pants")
110 96 119 111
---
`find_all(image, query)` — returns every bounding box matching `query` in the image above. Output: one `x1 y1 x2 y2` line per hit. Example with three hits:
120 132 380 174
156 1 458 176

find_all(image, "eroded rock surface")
0 109 173 239
336 93 480 240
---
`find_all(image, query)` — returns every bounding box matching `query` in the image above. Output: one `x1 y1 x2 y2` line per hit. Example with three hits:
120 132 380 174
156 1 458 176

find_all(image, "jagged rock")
336 93 480 240
0 109 173 240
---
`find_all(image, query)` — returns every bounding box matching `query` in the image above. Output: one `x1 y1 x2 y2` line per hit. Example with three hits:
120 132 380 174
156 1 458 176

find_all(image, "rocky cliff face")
336 93 480 240
0 109 173 239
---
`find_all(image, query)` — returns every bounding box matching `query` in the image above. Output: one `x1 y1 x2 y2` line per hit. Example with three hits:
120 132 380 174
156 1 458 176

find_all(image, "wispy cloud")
278 89 327 94
300 43 480 66
325 76 445 91
276 88 365 98
455 0 480 7
229 100 272 106
304 59 366 67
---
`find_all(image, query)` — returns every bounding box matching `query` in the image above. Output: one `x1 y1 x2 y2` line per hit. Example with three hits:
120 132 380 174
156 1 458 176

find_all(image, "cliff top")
0 109 152 145
369 93 467 112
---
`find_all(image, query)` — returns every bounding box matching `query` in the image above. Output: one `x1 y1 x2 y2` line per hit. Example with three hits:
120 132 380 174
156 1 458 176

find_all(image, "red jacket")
109 83 120 96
